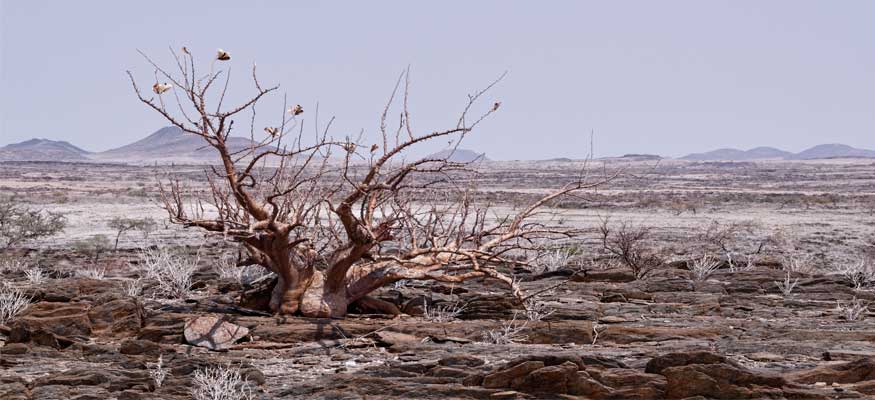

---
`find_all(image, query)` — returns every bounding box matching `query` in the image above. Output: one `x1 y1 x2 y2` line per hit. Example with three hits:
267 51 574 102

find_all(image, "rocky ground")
2 247 874 400
2 160 875 399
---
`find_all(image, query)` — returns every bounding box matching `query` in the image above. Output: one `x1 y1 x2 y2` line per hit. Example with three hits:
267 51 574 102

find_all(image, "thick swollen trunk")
268 270 350 318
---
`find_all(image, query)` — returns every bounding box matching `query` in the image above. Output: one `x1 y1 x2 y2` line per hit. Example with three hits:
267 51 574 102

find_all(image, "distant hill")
93 126 256 162
788 144 875 160
619 153 662 161
681 146 791 161
426 148 489 163
681 144 874 161
0 139 91 161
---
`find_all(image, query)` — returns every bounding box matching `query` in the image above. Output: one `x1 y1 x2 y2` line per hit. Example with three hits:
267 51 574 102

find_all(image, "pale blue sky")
2 1 874 159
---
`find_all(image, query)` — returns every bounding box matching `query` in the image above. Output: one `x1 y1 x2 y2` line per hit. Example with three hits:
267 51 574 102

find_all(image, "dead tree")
598 218 664 279
128 48 615 317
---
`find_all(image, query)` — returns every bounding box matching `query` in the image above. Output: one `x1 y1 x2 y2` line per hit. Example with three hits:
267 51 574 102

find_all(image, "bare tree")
0 196 66 249
598 218 664 279
128 48 614 317
108 217 157 249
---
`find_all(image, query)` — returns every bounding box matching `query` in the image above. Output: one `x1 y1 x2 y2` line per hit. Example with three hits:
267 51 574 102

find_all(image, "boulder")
183 315 249 350
482 361 544 389
788 358 875 385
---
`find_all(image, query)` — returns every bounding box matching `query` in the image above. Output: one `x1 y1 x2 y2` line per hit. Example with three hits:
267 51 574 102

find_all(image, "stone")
788 358 875 384
661 363 787 399
645 351 736 374
119 338 161 355
515 361 578 393
438 354 485 368
482 361 544 389
183 315 249 350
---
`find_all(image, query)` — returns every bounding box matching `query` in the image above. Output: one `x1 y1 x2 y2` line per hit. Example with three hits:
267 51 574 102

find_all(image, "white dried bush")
836 297 869 321
136 247 198 299
215 255 274 286
835 258 875 290
727 253 756 272
76 265 106 280
24 266 46 285
147 354 169 388
534 247 576 274
523 296 555 322
688 254 721 282
782 254 815 274
191 364 255 400
123 278 143 297
423 302 466 323
774 272 800 296
0 258 27 274
482 313 529 344
0 283 31 325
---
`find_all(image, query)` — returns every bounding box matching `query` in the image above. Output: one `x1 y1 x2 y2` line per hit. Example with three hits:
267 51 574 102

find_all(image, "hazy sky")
2 1 874 159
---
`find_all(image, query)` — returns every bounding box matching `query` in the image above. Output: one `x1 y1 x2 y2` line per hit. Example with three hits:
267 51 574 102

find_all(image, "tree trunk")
300 270 349 318
268 269 350 318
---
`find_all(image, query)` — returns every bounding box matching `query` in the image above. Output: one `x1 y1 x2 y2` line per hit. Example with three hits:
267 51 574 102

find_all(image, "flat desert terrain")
2 158 875 399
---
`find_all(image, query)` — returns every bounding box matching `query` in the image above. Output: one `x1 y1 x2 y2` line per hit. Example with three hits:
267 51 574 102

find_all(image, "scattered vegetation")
24 266 47 285
123 277 143 298
687 254 721 283
835 258 874 290
136 247 198 299
0 283 31 325
775 272 800 296
147 354 169 389
423 302 467 323
108 217 157 249
836 298 869 321
0 196 66 249
482 313 529 344
191 364 255 400
76 265 107 280
215 254 274 286
598 219 664 280
72 234 113 263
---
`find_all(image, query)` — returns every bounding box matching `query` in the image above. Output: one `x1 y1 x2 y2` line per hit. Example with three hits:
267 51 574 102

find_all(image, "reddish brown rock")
183 315 249 350
788 358 875 385
482 361 545 389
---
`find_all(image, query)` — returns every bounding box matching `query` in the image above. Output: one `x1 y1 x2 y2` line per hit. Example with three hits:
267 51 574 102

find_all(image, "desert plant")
215 255 274 286
0 258 27 274
835 258 875 290
695 220 768 256
482 313 529 344
76 265 107 280
191 364 255 400
592 322 608 345
523 296 555 322
128 49 614 317
72 234 112 263
123 278 143 297
534 247 577 274
726 253 756 272
136 247 198 299
147 354 169 388
0 196 66 249
423 301 466 323
108 217 157 249
774 272 800 296
782 253 815 274
836 297 869 321
24 266 46 285
687 254 721 282
0 283 31 325
598 219 664 280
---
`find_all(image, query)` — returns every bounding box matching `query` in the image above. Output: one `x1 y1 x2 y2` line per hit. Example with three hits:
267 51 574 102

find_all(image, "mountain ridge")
680 144 875 161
